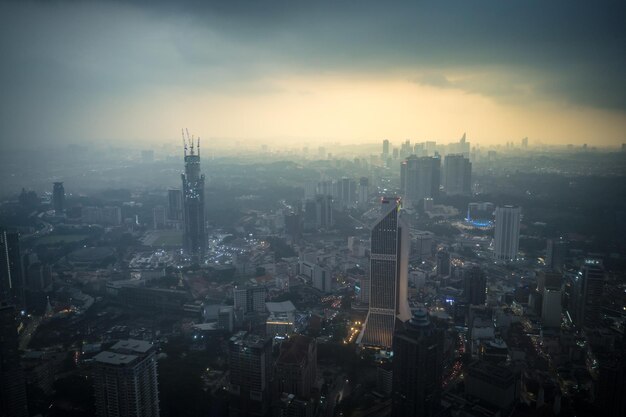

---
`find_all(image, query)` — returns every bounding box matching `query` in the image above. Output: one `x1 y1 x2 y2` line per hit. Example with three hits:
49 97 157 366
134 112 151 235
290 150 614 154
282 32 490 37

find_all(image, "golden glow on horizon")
91 74 626 147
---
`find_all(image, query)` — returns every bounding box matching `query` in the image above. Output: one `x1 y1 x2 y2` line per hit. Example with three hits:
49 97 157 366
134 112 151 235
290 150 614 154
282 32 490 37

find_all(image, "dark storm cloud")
0 0 624 145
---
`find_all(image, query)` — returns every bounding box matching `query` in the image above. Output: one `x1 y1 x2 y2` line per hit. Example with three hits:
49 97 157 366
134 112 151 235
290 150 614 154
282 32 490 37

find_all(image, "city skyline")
1 1 625 149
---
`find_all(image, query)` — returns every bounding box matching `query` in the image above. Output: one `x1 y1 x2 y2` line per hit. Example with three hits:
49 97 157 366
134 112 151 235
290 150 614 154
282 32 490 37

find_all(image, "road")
324 375 351 417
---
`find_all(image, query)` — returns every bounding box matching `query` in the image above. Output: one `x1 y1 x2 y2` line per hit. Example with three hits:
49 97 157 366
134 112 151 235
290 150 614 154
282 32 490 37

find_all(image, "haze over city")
1 0 625 149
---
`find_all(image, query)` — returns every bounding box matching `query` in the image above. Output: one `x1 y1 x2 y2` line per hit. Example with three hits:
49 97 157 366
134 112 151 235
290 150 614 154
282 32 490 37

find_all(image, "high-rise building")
465 361 518 413
435 249 450 277
358 177 369 207
93 339 160 417
493 205 521 261
0 229 24 307
276 335 317 399
382 139 390 157
542 288 562 328
52 182 65 213
228 331 273 417
314 195 333 230
392 309 443 417
463 265 486 305
572 259 605 328
360 198 411 349
338 178 355 208
413 231 433 259
400 156 440 208
546 238 568 272
312 264 332 293
443 154 471 195
0 304 29 417
167 189 183 221
153 206 167 229
181 134 206 257
233 285 267 314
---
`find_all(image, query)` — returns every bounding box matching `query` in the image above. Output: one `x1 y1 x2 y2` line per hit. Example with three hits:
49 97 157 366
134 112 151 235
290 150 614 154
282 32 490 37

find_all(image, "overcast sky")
1 0 624 149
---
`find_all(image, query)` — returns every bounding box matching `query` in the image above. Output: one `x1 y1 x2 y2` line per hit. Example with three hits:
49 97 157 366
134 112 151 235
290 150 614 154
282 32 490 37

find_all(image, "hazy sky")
1 0 624 149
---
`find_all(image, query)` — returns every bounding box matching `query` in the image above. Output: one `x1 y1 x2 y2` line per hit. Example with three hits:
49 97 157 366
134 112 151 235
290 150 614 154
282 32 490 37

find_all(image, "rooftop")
111 339 153 354
94 351 138 366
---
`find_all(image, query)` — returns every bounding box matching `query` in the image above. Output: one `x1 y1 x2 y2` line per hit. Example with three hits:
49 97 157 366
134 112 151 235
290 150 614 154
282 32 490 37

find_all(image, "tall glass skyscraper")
494 205 521 261
360 197 411 349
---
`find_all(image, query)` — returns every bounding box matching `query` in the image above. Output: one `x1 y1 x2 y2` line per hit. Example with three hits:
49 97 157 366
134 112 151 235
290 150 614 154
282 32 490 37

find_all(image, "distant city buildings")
233 285 267 315
571 259 605 328
493 205 521 261
443 154 471 195
93 339 160 417
181 134 206 257
167 189 184 221
361 197 411 349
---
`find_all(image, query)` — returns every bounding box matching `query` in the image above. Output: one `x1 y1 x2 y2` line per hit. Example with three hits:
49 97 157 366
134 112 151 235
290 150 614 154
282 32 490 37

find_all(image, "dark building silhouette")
52 182 65 213
400 155 440 208
596 352 626 417
571 259 605 328
0 229 24 308
275 335 317 416
465 361 518 414
0 304 28 417
546 238 568 273
228 331 272 417
463 265 486 305
181 133 206 257
392 309 444 417
436 249 450 277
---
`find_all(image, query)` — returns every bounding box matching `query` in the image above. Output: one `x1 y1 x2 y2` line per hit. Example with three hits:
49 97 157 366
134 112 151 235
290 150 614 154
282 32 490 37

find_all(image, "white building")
494 205 521 261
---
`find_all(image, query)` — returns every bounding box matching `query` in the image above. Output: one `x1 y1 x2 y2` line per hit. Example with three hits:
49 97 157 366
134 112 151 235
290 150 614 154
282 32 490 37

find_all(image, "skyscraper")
400 156 440 208
463 265 486 305
546 238 568 272
360 197 411 349
0 229 24 308
572 259 605 328
443 154 471 195
93 339 160 417
493 205 521 261
314 195 333 230
435 249 450 277
52 182 65 213
0 304 28 417
382 139 390 157
167 189 183 221
228 331 273 417
358 177 369 207
392 309 443 417
275 335 317 399
181 133 206 257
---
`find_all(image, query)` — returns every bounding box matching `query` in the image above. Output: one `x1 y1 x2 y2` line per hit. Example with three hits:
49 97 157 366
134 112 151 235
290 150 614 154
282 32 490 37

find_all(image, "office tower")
392 309 443 417
521 137 528 148
312 264 332 293
443 154 471 195
382 139 390 157
303 200 317 231
52 182 65 213
338 178 355 207
413 231 433 259
314 195 333 230
465 361 518 413
0 229 24 307
0 304 28 417
435 249 450 277
358 177 369 207
93 339 159 417
572 259 605 328
463 265 486 305
181 134 206 256
153 206 167 229
167 189 183 221
233 285 267 314
276 335 317 398
228 331 272 417
218 306 235 332
493 205 521 261
546 238 568 272
542 288 562 328
400 155 440 208
361 198 411 349
101 206 122 226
